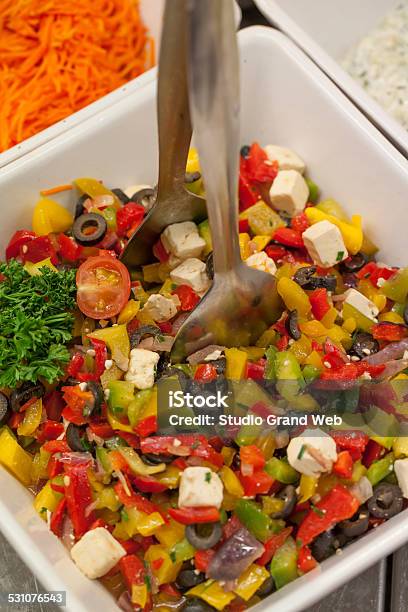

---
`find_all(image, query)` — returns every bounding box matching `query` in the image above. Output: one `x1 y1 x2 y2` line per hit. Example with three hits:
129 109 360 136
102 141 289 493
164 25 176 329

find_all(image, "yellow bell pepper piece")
358 279 387 312
299 320 327 337
94 486 122 512
351 461 367 483
305 207 363 255
0 427 33 485
117 300 140 325
221 446 235 467
132 281 149 305
304 350 323 371
239 346 265 361
325 325 352 350
131 584 148 608
220 466 244 497
371 436 395 450
34 480 63 517
32 198 74 236
100 363 124 389
361 232 379 257
17 398 42 437
299 474 318 502
187 581 235 611
74 178 120 207
222 491 239 511
342 302 374 333
234 565 270 601
249 235 272 252
31 448 50 483
256 328 277 348
255 431 276 461
118 447 166 476
89 324 130 371
240 201 284 236
289 334 312 365
145 545 182 585
24 258 58 276
142 262 162 284
155 519 185 548
379 311 405 324
393 437 408 458
159 278 175 296
137 309 157 326
107 411 134 433
239 233 251 260
342 317 357 334
320 307 338 329
112 521 131 540
316 199 349 220
138 512 166 536
225 348 248 380
316 474 339 497
275 263 297 281
138 386 158 421
186 147 201 173
277 277 311 316
155 465 181 489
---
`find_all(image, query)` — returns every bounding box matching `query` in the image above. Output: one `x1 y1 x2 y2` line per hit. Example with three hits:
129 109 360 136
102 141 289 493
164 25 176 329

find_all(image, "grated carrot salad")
0 0 154 153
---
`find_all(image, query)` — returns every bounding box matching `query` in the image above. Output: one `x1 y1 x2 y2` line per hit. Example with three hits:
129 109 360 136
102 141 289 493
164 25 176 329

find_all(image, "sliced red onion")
92 194 115 209
350 476 373 504
61 516 75 550
85 499 99 518
360 381 397 412
378 359 408 380
324 338 348 362
363 338 408 365
187 345 225 365
171 312 190 334
86 428 105 447
207 527 264 583
138 335 175 352
58 452 94 466
117 591 135 612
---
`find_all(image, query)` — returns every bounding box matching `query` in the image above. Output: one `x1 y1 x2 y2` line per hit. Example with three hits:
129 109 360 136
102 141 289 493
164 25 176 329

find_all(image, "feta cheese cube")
245 251 277 275
287 428 337 477
269 170 309 216
302 220 348 268
124 183 152 201
143 293 178 322
343 288 379 322
170 258 210 293
395 459 408 498
161 221 205 260
125 348 160 389
178 467 223 508
264 145 305 174
71 527 126 579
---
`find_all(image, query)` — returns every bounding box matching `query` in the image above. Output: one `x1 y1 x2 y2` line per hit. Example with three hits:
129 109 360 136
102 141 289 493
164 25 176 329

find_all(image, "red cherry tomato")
76 255 130 319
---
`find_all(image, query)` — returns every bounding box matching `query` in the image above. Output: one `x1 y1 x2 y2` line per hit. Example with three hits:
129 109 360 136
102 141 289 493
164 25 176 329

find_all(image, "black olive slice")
185 522 222 550
205 252 214 280
176 569 206 591
286 310 301 340
72 213 107 246
74 194 89 219
340 252 368 273
131 187 155 209
351 332 379 359
185 171 202 183
10 381 45 412
111 188 130 204
271 485 297 519
367 483 403 519
240 145 250 158
0 392 10 426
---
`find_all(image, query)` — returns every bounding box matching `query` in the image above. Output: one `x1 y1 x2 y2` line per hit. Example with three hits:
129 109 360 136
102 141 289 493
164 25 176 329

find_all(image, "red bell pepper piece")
246 360 265 380
245 143 278 183
309 288 330 321
152 237 170 263
172 457 188 470
330 430 369 462
240 445 265 470
141 434 223 468
240 471 274 496
6 230 37 261
36 420 65 443
117 203 145 237
66 353 85 378
297 485 359 546
116 539 143 555
58 233 83 262
89 337 107 378
362 439 384 468
168 506 220 525
119 554 150 608
134 415 157 438
371 322 408 342
131 475 168 493
42 439 70 454
173 284 200 311
273 227 304 249
7 412 24 429
194 363 218 383
239 218 250 233
117 431 140 448
22 235 58 264
276 335 289 351
114 482 165 518
239 175 261 211
194 549 216 572
50 498 67 537
43 390 65 421
256 527 293 566
47 456 64 479
64 462 95 538
333 450 353 479
61 385 94 425
50 481 65 494
319 362 385 382
356 262 396 287
265 244 287 261
291 213 309 234
160 583 181 598
157 321 173 334
88 422 115 439
297 546 318 573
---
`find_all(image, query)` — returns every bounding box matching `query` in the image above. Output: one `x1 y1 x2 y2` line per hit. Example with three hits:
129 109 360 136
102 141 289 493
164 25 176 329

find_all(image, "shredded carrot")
0 0 154 153
40 184 73 196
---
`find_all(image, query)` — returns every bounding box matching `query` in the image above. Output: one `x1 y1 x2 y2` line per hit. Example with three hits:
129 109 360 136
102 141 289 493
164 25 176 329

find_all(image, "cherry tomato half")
76 255 130 319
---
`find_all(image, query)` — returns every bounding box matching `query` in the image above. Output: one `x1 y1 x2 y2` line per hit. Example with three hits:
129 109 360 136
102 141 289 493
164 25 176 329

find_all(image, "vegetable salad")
1 142 408 611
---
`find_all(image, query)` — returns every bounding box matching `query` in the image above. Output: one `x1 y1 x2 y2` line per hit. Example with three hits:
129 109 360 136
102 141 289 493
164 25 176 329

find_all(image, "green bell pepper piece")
128 389 153 427
198 219 212 256
302 364 320 385
264 346 278 381
108 380 135 416
235 499 272 542
367 452 394 486
170 537 196 563
96 447 113 475
305 178 319 204
265 457 299 484
235 422 263 447
381 268 408 303
270 536 298 589
275 351 304 399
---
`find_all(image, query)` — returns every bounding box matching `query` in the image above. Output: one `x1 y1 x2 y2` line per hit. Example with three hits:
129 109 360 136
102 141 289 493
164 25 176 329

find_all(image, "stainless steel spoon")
120 0 206 270
170 0 281 363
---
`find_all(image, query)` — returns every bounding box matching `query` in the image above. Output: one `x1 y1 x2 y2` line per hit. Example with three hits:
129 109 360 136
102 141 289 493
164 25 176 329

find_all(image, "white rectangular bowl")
1 25 408 612
254 0 408 157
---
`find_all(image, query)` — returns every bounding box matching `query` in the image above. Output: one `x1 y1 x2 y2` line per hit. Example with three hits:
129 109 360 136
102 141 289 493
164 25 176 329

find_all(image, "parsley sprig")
0 260 77 387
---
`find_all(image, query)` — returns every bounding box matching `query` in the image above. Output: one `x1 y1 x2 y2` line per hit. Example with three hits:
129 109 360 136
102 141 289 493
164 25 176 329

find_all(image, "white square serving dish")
1 25 408 612
254 0 408 157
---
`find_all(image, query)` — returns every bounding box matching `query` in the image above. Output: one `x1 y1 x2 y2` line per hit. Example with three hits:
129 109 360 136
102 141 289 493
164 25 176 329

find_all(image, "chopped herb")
80 437 92 452
205 471 212 483
39 507 47 514
169 550 177 563
191 440 200 450
310 504 325 518
144 574 151 591
297 444 306 460
296 538 303 549
120 508 129 522
336 251 345 262
157 334 165 343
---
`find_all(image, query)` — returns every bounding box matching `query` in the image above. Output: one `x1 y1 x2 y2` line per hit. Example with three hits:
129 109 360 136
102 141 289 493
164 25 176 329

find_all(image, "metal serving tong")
170 0 280 362
120 0 206 269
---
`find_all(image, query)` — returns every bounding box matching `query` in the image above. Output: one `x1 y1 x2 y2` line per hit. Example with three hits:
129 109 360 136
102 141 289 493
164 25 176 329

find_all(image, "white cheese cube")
343 288 379 322
170 258 210 294
395 459 408 498
125 348 160 389
302 220 348 268
161 222 205 260
71 527 126 579
124 184 152 201
269 170 309 216
287 428 337 477
143 293 178 322
264 145 305 174
245 251 277 275
178 467 223 509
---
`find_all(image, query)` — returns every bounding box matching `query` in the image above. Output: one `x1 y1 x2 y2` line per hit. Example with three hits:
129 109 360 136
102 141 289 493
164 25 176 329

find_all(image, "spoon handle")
157 0 191 198
187 0 241 275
